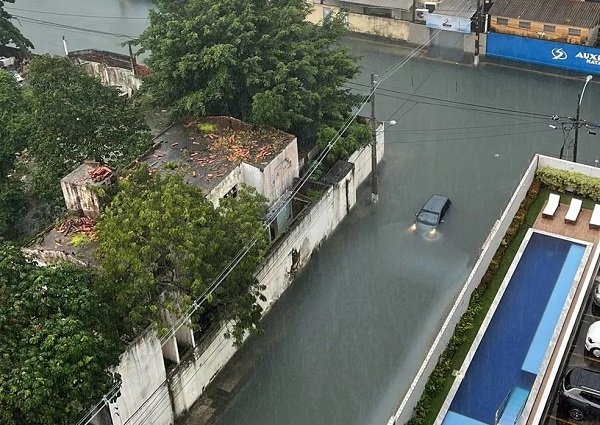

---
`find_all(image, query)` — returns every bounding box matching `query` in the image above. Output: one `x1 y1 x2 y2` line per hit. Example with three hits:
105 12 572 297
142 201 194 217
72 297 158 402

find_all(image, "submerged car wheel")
569 406 584 421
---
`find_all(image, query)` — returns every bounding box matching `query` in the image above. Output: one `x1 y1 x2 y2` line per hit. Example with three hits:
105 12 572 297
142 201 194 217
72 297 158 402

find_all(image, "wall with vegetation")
101 133 383 425
388 155 540 425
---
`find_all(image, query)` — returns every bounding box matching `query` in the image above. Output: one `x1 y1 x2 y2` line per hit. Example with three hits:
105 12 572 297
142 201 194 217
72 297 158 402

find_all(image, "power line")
347 81 551 119
385 127 555 144
7 7 148 20
11 14 136 38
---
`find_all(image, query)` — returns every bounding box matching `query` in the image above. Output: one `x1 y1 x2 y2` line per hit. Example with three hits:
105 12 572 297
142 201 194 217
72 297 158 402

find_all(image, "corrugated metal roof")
434 0 477 19
488 0 600 28
341 0 414 11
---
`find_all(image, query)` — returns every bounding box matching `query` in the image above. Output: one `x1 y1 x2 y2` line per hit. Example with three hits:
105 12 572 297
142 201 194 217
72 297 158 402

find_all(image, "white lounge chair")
542 193 560 218
565 198 582 224
590 204 600 229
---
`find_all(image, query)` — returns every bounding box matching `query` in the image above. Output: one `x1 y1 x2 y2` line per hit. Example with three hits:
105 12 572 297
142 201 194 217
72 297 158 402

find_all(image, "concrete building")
489 0 600 46
69 49 149 96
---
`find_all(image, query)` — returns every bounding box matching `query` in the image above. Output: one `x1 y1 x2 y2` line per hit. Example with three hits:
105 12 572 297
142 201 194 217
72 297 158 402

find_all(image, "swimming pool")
440 231 587 425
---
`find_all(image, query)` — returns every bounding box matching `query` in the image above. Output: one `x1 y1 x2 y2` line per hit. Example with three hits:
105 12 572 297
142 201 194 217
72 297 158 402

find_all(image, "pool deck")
525 201 600 424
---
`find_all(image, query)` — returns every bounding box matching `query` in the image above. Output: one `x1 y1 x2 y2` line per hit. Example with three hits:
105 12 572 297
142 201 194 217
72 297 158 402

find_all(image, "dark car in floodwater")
416 194 451 227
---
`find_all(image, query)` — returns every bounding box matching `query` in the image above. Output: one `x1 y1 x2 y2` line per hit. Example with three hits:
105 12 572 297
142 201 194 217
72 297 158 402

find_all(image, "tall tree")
25 56 151 204
0 244 123 425
95 165 269 341
0 0 33 50
0 69 27 239
139 0 360 143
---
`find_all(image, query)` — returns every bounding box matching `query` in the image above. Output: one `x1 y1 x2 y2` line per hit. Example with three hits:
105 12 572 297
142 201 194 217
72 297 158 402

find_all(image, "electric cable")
7 7 148 20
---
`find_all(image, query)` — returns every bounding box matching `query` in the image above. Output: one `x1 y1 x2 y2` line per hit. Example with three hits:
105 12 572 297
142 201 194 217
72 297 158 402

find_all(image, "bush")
537 167 600 200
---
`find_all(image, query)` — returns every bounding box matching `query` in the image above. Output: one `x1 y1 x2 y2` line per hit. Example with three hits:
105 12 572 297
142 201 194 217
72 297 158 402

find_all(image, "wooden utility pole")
371 73 378 204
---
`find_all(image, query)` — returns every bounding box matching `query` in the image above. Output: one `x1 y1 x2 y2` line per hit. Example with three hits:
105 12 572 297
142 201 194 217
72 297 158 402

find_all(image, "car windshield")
417 210 439 226
565 369 575 390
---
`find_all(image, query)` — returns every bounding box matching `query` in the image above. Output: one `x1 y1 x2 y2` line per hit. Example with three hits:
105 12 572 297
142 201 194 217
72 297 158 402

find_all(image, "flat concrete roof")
142 116 295 193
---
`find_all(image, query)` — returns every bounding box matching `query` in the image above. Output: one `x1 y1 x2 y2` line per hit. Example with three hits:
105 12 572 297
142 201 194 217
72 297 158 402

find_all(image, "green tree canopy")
25 56 151 204
0 244 123 425
0 0 33 51
0 69 27 238
95 165 269 341
139 0 360 143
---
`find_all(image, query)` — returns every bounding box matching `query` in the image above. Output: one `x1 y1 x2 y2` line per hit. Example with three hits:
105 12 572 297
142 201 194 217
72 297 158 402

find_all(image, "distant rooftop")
142 116 295 193
489 0 600 28
69 49 149 75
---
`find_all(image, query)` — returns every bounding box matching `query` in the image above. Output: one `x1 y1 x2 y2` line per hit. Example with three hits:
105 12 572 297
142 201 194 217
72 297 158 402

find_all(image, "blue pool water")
442 232 586 425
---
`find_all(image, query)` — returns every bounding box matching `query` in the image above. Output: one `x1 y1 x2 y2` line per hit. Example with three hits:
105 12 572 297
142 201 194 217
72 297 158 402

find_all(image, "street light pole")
573 74 593 163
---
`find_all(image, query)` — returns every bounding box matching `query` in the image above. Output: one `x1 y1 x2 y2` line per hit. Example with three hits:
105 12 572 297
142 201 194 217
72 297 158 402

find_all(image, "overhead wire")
6 7 148 20
10 14 136 38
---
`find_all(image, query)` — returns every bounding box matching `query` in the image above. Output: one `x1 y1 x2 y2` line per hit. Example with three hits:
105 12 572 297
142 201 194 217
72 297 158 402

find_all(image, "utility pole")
574 94 581 163
474 0 481 66
371 73 378 204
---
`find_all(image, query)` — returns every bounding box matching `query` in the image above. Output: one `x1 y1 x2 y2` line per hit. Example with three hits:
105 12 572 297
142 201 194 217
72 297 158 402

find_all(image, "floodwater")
214 39 600 425
9 3 600 425
6 0 151 55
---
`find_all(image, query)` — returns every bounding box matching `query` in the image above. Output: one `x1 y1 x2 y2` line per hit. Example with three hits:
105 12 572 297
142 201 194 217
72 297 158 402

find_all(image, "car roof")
423 194 450 212
589 321 600 336
568 367 600 390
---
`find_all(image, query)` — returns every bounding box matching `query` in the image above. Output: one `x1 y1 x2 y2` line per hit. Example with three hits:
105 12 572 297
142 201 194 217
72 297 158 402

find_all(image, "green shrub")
198 122 217 133
537 167 600 200
70 233 92 247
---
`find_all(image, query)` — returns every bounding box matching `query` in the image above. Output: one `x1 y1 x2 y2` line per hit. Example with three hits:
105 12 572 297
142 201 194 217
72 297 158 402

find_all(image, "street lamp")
573 75 593 163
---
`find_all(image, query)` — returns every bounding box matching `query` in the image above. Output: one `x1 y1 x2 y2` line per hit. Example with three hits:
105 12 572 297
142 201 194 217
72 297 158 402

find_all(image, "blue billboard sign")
486 32 600 75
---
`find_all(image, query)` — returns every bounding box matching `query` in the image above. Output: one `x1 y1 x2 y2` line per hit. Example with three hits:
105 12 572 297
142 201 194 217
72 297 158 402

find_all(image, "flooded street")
9 3 600 424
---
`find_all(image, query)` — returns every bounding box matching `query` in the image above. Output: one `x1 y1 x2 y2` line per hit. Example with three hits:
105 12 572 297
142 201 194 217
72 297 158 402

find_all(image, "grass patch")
409 181 545 425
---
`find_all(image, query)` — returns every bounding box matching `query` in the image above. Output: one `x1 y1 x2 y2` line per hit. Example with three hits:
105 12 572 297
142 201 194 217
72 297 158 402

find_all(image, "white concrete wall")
79 62 142 96
240 162 264 197
60 179 102 218
388 155 540 425
538 154 600 178
109 332 174 425
205 167 242 207
168 322 240 417
260 139 300 202
308 4 431 44
349 123 384 185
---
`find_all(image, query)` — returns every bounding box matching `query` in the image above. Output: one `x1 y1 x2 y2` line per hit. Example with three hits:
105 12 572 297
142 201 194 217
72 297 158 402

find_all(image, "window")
543 24 555 33
496 17 508 26
519 21 531 29
581 392 600 405
569 28 582 36
224 185 238 199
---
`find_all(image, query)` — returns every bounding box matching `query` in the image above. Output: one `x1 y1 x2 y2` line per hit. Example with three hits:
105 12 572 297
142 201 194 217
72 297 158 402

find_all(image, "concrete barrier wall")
538 154 600 178
388 155 540 425
307 5 430 45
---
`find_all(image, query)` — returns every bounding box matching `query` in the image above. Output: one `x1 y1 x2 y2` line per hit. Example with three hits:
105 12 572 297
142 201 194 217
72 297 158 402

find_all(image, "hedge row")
537 166 600 201
407 179 541 425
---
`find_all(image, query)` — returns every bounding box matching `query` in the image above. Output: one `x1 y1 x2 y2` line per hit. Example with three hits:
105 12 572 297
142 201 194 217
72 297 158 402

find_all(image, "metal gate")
429 29 466 61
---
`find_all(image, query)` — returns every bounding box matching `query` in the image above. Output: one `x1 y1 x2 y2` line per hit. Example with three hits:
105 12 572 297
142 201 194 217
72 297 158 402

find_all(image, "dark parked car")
416 194 451 227
560 367 600 421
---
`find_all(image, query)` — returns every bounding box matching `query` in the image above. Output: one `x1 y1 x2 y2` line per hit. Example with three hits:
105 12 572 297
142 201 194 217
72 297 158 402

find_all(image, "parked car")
586 321 600 358
560 367 600 421
593 283 600 308
415 194 451 227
